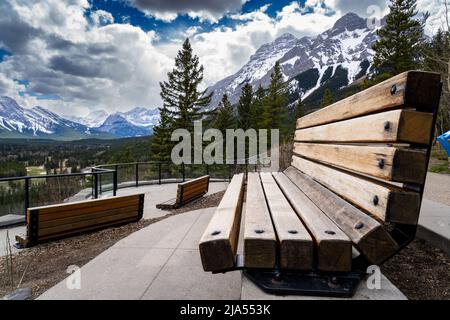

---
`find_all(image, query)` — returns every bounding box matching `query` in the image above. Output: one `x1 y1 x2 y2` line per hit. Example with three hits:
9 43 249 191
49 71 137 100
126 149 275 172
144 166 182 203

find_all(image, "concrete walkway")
113 181 228 219
38 207 406 300
39 208 242 300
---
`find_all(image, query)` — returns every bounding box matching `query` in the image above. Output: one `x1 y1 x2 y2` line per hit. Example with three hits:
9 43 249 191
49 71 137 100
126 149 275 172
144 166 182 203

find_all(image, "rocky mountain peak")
330 12 367 34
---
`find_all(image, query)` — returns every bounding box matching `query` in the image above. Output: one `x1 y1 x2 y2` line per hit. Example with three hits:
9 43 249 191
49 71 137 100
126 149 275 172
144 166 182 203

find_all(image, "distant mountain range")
0 96 159 140
206 12 382 109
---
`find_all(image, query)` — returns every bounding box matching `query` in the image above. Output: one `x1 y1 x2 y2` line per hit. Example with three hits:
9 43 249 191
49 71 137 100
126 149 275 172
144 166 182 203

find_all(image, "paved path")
113 181 228 219
39 207 405 300
424 173 450 206
39 208 242 300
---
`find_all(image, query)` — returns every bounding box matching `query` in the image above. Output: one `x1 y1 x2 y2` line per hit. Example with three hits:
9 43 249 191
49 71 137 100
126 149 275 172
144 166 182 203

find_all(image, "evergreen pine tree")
237 83 253 130
250 85 265 129
160 38 212 132
262 61 288 130
294 98 305 123
213 94 236 134
372 0 426 75
213 94 236 163
320 89 333 108
156 38 212 162
150 105 173 161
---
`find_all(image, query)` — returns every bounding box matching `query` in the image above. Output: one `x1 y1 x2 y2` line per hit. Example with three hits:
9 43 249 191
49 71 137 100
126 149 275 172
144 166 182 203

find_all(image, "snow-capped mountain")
97 114 152 138
117 107 160 128
66 110 109 128
207 12 381 108
0 96 111 140
0 96 158 140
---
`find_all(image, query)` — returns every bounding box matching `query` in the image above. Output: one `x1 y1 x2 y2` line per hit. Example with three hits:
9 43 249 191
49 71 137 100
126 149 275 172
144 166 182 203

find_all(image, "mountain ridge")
0 96 158 140
206 12 381 109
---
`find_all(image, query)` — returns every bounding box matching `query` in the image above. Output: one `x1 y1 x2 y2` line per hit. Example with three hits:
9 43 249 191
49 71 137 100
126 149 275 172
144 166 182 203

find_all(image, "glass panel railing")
97 171 114 196
116 164 136 189
0 179 25 217
184 164 207 180
29 175 91 208
160 163 183 183
138 163 159 185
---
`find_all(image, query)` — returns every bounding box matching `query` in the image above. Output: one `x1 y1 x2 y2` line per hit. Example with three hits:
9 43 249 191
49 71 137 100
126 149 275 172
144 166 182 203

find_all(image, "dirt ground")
381 239 450 300
0 191 224 299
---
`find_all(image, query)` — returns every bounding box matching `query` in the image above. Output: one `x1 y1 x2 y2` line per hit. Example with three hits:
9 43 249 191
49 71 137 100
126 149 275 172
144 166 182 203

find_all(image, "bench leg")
243 269 366 298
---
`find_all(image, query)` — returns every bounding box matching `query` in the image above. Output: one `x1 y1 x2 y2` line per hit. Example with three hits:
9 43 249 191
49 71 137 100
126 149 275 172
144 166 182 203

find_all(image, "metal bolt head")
211 230 221 236
255 229 264 234
390 84 397 95
373 195 379 206
378 159 385 169
288 230 298 234
325 230 336 235
384 121 390 131
355 222 364 230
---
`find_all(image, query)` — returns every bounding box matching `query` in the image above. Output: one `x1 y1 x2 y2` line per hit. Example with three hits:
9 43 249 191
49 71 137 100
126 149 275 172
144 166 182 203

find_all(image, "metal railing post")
158 163 162 185
135 163 139 187
93 172 98 199
24 177 30 215
99 173 102 195
113 165 118 196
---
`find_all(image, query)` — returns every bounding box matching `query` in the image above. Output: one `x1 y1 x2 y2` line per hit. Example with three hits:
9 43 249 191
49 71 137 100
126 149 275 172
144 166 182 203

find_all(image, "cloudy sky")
0 0 446 116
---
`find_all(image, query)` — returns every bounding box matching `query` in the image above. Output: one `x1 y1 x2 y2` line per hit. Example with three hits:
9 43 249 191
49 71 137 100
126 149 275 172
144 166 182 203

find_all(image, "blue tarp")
437 130 450 156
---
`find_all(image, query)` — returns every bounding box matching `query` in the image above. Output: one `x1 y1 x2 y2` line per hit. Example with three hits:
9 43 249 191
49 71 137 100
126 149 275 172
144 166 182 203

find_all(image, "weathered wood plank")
39 206 140 228
297 71 441 129
283 167 399 264
35 194 142 214
273 172 352 272
295 110 433 145
39 210 138 237
244 173 277 268
38 216 139 241
260 172 313 270
38 198 140 221
199 173 244 272
291 156 421 224
293 143 428 184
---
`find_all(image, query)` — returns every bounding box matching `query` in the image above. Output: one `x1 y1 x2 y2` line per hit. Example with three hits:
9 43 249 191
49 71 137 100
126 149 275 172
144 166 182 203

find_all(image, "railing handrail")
0 160 258 220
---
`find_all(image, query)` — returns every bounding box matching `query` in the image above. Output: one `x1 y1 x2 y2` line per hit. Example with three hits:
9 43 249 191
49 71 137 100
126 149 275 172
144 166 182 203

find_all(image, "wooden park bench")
16 194 144 248
156 175 210 210
199 71 442 297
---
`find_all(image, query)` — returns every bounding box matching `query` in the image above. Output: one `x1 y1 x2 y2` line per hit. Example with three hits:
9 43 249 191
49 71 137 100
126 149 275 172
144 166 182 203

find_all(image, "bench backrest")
176 175 210 205
292 71 441 242
24 194 144 246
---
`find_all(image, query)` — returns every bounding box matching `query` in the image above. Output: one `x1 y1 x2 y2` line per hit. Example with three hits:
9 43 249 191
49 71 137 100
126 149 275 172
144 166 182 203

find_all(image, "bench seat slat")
273 172 352 272
39 205 140 228
199 173 244 272
295 110 433 145
292 155 421 225
38 216 139 241
38 209 139 237
38 198 140 222
296 71 441 129
293 143 428 184
284 167 399 264
244 173 277 269
260 172 313 270
34 194 141 215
